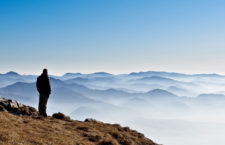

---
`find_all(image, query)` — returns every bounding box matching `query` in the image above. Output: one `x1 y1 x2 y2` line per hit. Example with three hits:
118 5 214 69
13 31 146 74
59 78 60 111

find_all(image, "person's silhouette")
36 69 51 117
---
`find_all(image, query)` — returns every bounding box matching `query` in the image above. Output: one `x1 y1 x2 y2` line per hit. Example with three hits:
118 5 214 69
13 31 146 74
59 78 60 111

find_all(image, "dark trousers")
38 93 49 117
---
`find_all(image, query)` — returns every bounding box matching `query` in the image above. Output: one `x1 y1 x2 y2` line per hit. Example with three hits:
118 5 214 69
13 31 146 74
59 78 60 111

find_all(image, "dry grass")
0 112 157 145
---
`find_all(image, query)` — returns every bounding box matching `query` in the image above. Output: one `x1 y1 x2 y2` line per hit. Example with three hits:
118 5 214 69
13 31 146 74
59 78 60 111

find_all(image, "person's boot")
43 112 47 117
39 111 47 117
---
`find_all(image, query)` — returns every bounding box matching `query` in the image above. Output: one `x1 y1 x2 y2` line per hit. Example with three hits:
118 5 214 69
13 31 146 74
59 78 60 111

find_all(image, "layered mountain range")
1 71 225 145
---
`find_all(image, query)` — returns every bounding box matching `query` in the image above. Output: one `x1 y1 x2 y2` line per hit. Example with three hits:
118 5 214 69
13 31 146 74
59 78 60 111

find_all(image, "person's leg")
42 94 49 117
38 94 44 115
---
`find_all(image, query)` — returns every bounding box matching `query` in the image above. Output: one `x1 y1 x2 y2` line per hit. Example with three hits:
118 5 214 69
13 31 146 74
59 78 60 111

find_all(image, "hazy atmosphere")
1 0 225 75
1 71 225 145
1 1 225 145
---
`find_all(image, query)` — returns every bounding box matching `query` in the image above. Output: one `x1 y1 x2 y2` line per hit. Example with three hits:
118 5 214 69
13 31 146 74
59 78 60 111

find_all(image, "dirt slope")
0 97 158 145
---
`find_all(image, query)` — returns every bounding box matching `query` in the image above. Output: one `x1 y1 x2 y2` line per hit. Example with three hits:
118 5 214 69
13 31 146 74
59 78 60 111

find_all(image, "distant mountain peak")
193 73 223 77
63 72 82 76
5 71 20 76
92 72 111 75
147 88 171 93
90 72 113 77
136 76 177 83
146 76 172 80
146 89 177 97
49 77 65 85
197 93 225 98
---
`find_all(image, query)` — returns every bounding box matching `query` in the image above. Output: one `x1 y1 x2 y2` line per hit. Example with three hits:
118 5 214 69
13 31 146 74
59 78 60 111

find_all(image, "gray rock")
17 102 24 108
0 101 9 107
0 97 39 117
9 100 19 109
84 118 100 123
0 97 7 102
0 105 7 112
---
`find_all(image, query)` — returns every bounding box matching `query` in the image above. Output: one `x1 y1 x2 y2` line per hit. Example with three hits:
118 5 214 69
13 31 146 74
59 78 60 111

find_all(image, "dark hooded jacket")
36 73 51 94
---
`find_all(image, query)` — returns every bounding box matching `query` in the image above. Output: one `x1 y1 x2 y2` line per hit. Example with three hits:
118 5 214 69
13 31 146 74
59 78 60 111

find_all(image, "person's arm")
36 77 41 93
48 78 51 94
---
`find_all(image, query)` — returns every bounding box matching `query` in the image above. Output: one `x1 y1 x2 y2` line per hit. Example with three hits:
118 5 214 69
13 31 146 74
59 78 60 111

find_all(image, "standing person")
36 69 51 117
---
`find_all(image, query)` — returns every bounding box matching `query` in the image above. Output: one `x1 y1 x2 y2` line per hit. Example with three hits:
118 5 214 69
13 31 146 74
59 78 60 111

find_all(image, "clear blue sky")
0 0 225 75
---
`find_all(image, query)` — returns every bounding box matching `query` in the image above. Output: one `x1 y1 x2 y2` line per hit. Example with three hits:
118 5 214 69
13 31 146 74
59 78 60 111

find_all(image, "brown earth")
0 97 158 145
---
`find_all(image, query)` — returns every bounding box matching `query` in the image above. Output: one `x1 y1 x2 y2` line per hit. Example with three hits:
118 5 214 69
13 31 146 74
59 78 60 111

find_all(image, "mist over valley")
1 71 225 145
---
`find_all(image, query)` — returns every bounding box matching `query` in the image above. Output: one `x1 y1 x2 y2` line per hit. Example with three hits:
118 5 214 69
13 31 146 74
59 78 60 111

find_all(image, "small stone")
0 101 9 107
84 118 101 123
17 102 24 108
84 118 97 122
28 106 37 112
0 105 7 112
98 140 116 145
77 126 89 132
52 112 70 120
9 100 19 109
21 106 30 115
0 97 5 101
87 133 101 142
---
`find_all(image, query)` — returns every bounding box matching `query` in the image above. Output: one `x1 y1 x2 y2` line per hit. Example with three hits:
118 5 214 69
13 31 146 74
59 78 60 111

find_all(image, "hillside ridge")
0 97 158 145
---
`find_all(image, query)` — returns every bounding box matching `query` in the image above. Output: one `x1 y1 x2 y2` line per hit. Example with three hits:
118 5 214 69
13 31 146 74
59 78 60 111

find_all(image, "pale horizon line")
1 70 225 77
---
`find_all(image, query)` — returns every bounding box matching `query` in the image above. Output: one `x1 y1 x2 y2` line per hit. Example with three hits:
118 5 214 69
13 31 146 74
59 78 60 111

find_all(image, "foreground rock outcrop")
0 97 38 116
0 97 158 145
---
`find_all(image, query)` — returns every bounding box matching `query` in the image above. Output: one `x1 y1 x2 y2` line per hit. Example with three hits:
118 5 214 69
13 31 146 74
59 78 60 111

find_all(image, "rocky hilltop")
0 97 158 145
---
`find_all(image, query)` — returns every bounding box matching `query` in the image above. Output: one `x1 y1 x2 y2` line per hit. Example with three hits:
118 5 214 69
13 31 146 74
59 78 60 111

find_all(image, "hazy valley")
1 71 225 145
